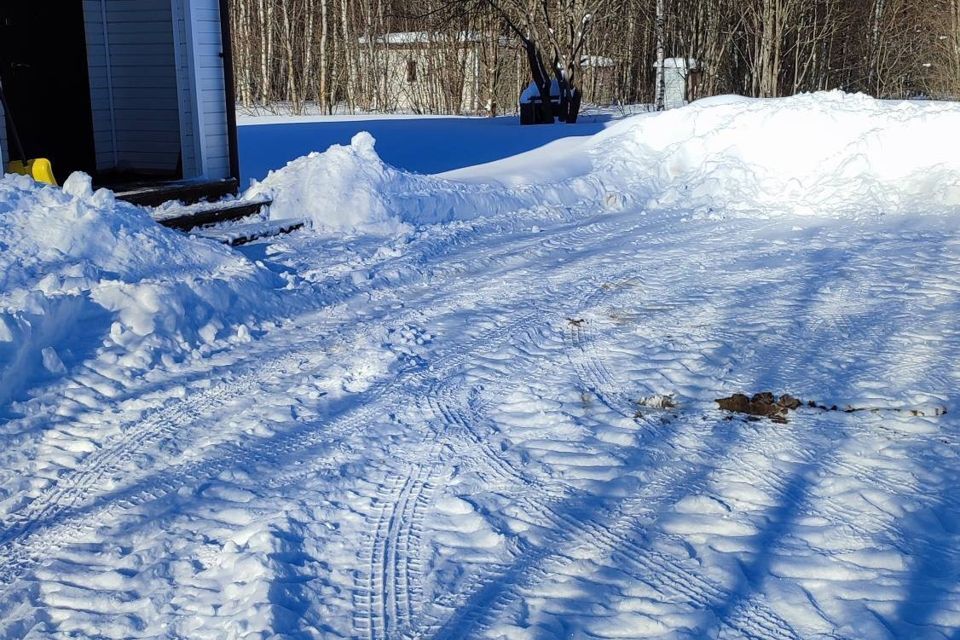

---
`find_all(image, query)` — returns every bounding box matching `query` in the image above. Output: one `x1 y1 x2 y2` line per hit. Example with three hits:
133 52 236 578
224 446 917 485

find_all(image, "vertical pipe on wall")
100 0 119 167
219 0 240 184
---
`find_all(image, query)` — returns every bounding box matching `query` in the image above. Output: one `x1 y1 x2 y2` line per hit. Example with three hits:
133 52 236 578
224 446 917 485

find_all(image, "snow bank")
591 91 960 218
249 92 960 231
0 174 281 410
246 132 412 233
246 132 532 233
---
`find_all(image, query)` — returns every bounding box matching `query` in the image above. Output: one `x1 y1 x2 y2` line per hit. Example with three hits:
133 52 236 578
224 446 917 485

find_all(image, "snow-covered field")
2 92 960 639
236 108 628 184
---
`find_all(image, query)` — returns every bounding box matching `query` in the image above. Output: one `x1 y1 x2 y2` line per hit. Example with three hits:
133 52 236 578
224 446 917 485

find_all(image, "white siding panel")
173 0 199 178
83 0 117 171
84 0 182 174
79 0 230 181
186 0 231 180
108 0 181 173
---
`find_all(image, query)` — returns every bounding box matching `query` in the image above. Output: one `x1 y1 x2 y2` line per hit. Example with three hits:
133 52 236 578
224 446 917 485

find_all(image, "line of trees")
228 0 960 116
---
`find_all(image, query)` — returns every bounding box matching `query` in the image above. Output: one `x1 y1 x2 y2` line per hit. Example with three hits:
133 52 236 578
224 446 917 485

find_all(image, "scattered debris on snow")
717 392 948 422
637 393 678 410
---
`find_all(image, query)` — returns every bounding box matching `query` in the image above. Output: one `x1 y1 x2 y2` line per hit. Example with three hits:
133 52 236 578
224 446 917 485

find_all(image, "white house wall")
82 1 116 171
380 47 482 114
172 0 199 178
183 0 231 180
83 0 183 174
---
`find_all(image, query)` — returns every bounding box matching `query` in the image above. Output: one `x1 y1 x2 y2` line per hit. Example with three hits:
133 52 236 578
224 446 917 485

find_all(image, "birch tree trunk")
301 0 316 110
280 0 299 111
340 0 356 110
256 0 274 106
655 0 666 110
319 0 329 112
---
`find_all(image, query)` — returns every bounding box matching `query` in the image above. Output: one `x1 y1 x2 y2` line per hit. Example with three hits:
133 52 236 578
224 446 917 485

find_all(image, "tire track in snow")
1 201 611 499
0 208 655 601
353 416 442 640
414 266 802 640
441 387 559 499
0 304 536 591
356 468 437 640
0 336 330 541
347 216 674 640
353 324 569 639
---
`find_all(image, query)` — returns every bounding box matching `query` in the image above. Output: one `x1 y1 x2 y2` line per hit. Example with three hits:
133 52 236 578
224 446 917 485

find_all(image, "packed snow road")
1 93 960 638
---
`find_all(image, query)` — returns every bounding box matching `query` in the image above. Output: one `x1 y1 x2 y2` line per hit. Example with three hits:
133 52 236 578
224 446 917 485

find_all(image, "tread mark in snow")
0 209 708 632
0 300 540 591
356 465 439 640
418 274 802 640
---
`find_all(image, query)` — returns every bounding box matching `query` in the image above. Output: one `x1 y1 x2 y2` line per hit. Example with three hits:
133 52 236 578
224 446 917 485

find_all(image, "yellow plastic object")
6 158 57 186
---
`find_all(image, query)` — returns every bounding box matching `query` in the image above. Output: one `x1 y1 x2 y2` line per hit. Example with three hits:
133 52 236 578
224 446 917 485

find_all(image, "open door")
0 4 96 183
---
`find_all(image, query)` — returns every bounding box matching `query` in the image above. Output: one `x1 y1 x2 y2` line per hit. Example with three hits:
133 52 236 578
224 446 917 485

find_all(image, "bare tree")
654 0 666 109
225 0 959 118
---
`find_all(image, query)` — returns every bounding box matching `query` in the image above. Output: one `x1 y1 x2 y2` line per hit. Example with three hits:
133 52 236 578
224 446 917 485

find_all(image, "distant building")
358 32 508 115
359 32 618 116
655 58 700 110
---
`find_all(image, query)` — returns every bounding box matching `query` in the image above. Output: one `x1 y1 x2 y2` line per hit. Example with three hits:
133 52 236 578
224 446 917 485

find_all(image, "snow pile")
0 174 281 410
250 92 960 231
247 132 401 232
593 91 960 218
246 132 532 233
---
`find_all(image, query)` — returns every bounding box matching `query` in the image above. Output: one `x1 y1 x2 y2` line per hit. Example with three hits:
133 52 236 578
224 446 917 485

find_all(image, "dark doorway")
0 3 96 183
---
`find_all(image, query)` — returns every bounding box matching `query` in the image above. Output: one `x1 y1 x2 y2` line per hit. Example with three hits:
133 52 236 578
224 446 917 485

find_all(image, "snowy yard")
237 110 622 184
1 93 960 639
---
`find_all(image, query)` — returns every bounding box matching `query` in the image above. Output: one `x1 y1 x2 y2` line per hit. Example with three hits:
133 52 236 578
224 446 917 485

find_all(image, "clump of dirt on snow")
716 392 802 423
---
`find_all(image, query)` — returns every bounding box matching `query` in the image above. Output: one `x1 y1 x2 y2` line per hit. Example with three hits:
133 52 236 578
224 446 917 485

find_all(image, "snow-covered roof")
358 33 616 68
655 57 700 69
359 31 509 47
519 79 561 103
581 55 615 68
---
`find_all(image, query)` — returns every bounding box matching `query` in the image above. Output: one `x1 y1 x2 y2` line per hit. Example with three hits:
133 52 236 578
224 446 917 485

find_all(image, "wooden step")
231 221 305 246
156 199 273 231
191 218 305 246
115 178 240 207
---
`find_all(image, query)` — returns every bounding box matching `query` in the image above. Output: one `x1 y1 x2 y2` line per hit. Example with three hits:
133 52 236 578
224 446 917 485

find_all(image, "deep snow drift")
0 173 285 418
247 91 960 232
2 92 960 639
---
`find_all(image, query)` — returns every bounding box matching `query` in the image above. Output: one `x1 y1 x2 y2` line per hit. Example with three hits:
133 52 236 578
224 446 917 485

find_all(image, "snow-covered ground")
237 107 632 185
2 92 960 638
